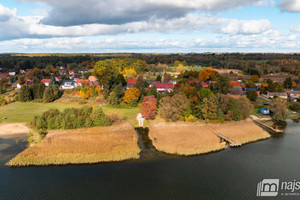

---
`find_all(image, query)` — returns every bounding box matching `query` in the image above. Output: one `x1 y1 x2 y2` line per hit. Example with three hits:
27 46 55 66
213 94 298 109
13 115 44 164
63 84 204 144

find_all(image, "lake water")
1 120 300 200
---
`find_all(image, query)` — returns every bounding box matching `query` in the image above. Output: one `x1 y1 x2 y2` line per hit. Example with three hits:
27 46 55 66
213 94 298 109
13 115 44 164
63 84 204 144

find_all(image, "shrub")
129 99 138 107
247 90 258 101
90 107 112 126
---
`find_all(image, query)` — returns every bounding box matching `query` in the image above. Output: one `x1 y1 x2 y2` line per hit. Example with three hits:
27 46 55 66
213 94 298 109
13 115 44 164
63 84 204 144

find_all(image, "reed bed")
208 119 270 145
149 122 226 156
7 123 140 166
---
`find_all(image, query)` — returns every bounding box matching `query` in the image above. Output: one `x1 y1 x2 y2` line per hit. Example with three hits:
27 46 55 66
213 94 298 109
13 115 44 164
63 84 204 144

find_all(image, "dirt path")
0 123 31 137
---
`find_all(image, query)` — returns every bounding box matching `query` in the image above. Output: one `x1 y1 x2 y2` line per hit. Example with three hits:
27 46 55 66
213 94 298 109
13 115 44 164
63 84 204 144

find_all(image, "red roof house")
41 79 52 86
152 82 174 93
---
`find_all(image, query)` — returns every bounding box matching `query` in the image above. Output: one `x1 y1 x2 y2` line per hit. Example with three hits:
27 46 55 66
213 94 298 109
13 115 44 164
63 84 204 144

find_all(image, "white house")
41 79 52 87
60 80 78 90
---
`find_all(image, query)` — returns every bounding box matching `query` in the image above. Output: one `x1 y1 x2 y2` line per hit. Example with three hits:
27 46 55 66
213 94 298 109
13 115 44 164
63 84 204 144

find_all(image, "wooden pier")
252 119 283 133
207 127 241 147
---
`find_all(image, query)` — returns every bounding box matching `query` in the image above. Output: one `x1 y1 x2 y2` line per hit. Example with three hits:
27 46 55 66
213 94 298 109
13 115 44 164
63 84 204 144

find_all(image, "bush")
247 90 258 101
290 102 300 112
90 107 112 126
129 99 138 107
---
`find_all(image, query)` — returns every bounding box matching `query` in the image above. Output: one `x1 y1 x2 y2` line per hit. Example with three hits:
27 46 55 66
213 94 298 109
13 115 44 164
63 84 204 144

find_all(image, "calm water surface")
0 120 300 200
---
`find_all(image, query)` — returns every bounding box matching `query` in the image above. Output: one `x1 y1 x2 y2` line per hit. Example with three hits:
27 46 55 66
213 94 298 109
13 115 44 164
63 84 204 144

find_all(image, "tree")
90 107 112 126
237 97 253 119
198 88 213 101
251 75 260 83
43 85 61 103
17 76 25 85
214 75 232 94
113 83 124 102
269 98 287 121
200 96 219 120
107 91 119 105
284 77 293 89
227 99 242 121
247 90 258 101
156 75 162 82
123 87 140 103
141 95 157 120
159 93 189 121
19 85 32 102
149 85 158 97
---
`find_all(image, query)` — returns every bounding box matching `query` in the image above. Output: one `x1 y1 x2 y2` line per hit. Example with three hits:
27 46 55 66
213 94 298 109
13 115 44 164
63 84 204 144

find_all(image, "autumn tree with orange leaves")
198 67 217 81
141 95 157 120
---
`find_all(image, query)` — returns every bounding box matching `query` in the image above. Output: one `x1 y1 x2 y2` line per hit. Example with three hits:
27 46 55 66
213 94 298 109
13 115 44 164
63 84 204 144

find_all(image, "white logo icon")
257 179 280 196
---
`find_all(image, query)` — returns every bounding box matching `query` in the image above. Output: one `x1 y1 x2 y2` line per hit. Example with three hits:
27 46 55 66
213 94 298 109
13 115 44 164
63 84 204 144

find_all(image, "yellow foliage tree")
123 87 140 103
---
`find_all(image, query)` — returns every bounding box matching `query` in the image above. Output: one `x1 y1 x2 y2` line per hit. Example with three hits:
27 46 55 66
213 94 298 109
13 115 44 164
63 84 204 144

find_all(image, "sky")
1 0 300 53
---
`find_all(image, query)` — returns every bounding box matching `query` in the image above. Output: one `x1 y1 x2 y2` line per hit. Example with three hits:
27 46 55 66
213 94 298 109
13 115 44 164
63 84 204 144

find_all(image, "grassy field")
149 122 226 156
0 102 82 123
7 123 140 166
0 101 142 125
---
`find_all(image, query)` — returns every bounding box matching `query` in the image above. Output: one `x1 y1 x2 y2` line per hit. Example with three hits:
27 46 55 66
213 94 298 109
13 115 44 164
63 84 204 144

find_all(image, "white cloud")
0 3 17 21
290 24 300 32
278 0 300 12
22 0 264 26
221 19 272 34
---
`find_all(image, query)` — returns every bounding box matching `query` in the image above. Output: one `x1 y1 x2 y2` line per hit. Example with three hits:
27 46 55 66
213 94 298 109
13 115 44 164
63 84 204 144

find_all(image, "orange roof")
88 76 98 81
230 81 240 87
41 79 51 83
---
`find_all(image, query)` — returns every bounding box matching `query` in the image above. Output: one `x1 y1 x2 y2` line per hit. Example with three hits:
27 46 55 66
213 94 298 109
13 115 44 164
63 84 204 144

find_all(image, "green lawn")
0 102 142 126
101 105 141 126
0 102 82 123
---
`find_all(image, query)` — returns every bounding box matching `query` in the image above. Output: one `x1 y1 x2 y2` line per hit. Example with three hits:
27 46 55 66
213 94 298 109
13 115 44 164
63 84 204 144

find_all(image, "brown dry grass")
149 122 226 156
208 119 270 145
7 123 140 166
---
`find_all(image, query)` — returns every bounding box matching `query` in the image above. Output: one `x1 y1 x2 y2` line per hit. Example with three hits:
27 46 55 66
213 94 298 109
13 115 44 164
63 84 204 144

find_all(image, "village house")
41 79 52 87
262 91 288 99
228 81 245 96
60 80 78 90
127 79 137 89
17 80 33 89
0 73 10 78
151 82 174 93
68 70 75 75
19 69 25 74
55 76 61 82
287 88 300 101
79 69 89 74
9 72 16 76
189 81 209 88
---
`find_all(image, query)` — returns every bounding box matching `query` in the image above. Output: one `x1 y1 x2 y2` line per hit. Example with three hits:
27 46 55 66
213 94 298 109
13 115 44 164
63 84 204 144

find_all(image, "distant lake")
0 120 299 200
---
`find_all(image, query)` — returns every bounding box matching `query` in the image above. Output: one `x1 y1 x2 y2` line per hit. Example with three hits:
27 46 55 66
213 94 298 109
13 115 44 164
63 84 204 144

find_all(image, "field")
149 122 226 155
208 119 270 144
0 102 82 123
7 123 140 166
0 102 141 125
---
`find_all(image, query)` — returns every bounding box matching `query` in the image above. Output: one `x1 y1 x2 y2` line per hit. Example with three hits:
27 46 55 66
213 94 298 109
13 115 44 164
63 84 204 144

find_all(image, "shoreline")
7 119 272 167
7 123 140 167
148 119 271 156
0 123 31 137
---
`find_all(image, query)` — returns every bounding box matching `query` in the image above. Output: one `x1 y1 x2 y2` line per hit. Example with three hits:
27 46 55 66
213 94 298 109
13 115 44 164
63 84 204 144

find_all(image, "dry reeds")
208 119 270 145
7 123 140 166
149 122 226 156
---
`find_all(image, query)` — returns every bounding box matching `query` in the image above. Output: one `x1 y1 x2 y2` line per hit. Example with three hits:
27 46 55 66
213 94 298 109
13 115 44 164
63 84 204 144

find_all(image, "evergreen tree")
107 91 119 105
19 85 32 102
90 107 112 126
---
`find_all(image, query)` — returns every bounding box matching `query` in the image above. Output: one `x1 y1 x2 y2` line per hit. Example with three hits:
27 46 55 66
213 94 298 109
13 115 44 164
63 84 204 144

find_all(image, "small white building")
60 80 78 90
